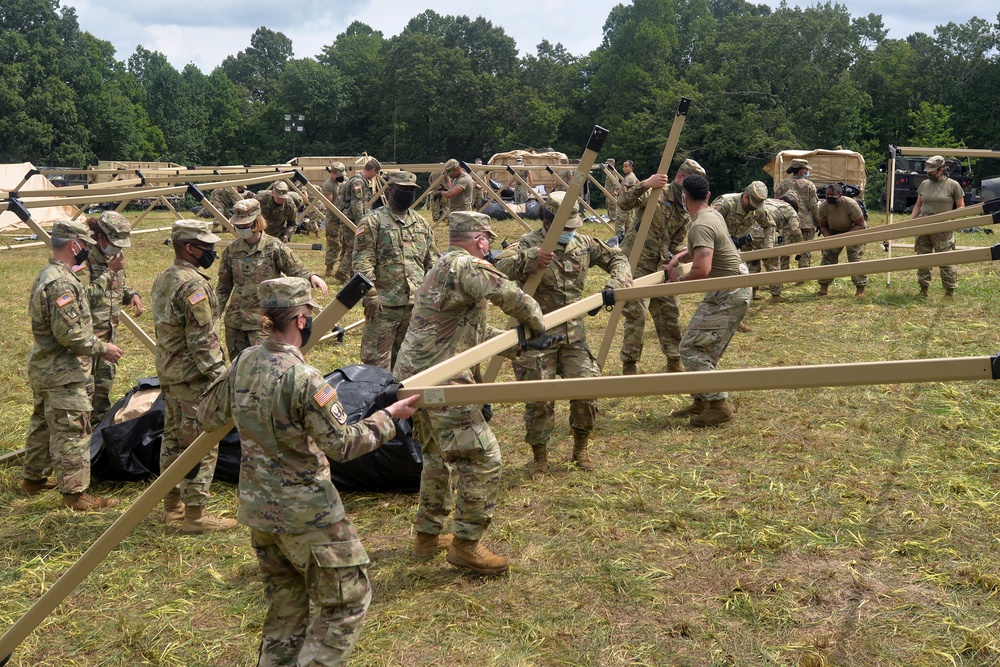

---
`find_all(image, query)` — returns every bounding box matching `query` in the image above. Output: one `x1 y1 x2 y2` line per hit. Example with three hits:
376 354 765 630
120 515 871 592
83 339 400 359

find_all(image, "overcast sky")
64 0 991 72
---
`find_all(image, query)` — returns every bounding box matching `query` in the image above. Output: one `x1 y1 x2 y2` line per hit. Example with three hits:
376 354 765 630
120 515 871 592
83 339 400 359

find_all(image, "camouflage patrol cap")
331 161 346 174
449 211 497 238
387 171 418 187
172 219 221 244
231 198 261 227
97 211 132 248
544 191 582 228
272 181 289 196
258 277 320 309
444 158 460 172
51 219 96 244
679 158 706 176
787 158 811 172
744 181 768 208
924 155 946 172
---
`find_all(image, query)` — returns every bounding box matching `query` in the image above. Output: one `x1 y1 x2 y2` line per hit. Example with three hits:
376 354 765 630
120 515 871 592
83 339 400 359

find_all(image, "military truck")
879 155 977 213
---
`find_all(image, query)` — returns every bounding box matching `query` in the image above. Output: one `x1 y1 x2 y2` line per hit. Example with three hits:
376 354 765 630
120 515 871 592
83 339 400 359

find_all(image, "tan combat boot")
446 538 509 575
571 433 595 470
918 285 929 298
736 322 753 333
621 361 638 376
666 357 684 373
944 288 955 298
816 283 829 296
163 491 185 526
670 398 706 418
412 532 453 561
529 443 548 479
21 478 57 496
751 287 765 300
181 506 238 534
690 399 734 427
855 285 866 298
62 492 119 511
768 294 787 304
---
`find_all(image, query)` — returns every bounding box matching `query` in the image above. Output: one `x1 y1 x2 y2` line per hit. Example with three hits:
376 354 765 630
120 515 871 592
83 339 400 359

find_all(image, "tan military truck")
763 148 867 198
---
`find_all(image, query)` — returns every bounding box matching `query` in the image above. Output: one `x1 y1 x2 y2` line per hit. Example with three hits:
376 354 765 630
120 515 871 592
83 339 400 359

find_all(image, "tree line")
2 0 999 208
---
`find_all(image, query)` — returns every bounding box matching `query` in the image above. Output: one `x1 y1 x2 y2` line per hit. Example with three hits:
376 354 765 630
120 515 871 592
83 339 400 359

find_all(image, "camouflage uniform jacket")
151 258 225 386
339 174 372 222
217 233 315 330
762 198 801 240
775 176 819 229
494 229 630 344
393 247 545 383
210 187 241 217
617 171 639 199
198 340 395 533
27 259 107 390
256 192 298 239
712 192 765 237
619 182 690 267
86 249 137 335
353 206 438 308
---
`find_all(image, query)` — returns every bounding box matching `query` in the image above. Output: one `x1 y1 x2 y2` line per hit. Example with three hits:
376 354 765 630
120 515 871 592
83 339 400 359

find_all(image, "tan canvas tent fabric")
763 149 867 195
0 162 79 232
487 149 570 193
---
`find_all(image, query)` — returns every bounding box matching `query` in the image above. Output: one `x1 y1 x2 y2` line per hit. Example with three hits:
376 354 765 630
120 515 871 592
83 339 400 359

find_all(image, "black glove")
730 233 753 249
372 382 402 412
517 325 566 352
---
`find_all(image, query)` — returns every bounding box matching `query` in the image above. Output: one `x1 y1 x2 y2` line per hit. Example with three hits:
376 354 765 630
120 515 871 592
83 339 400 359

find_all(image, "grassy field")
1 208 999 666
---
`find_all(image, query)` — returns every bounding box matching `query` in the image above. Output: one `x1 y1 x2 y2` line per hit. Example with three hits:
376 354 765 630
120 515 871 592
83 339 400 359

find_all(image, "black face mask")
335 176 345 183
299 316 313 347
391 188 416 210
192 245 217 269
825 196 840 205
73 243 90 265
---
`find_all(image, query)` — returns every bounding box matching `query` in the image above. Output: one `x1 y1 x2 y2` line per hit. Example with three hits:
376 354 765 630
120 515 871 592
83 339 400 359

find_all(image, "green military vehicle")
880 154 977 213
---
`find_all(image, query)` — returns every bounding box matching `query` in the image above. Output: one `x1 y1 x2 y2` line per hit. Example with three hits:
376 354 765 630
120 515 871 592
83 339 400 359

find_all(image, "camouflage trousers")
746 227 780 296
621 262 682 365
679 277 752 402
91 326 117 424
412 404 501 541
818 237 867 287
251 521 371 667
360 305 412 371
615 208 634 238
512 338 598 446
915 231 957 289
325 215 353 282
23 381 92 493
779 226 812 271
226 326 264 363
161 380 218 506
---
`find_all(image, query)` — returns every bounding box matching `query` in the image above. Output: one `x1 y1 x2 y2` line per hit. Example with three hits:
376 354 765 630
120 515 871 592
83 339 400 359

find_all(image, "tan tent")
486 149 569 193
763 149 866 195
0 163 79 232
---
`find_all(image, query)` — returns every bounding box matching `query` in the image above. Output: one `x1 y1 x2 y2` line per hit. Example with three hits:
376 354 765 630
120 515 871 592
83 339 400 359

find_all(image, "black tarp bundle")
89 365 422 493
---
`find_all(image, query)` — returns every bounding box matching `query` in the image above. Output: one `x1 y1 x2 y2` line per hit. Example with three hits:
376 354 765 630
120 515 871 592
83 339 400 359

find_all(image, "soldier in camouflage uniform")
85 212 143 424
23 220 123 509
209 185 246 221
439 159 476 212
665 175 751 427
352 171 438 370
257 181 299 242
911 155 965 297
614 160 640 238
775 159 820 271
761 195 804 303
603 158 619 221
339 160 380 238
394 211 546 575
321 162 353 281
816 183 868 298
199 277 420 667
712 180 768 305
218 198 328 361
617 158 706 375
513 170 533 205
152 220 236 534
495 192 632 477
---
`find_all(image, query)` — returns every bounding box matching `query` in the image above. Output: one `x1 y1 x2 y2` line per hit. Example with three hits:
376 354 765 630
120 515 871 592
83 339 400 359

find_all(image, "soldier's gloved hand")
524 332 566 350
363 291 381 321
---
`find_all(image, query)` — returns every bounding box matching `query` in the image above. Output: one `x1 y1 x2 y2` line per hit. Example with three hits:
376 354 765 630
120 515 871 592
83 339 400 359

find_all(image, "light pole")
284 113 305 158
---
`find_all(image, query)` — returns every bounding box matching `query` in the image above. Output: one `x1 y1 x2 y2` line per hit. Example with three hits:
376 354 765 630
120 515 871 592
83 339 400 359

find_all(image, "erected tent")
486 149 570 195
762 149 867 196
0 162 79 232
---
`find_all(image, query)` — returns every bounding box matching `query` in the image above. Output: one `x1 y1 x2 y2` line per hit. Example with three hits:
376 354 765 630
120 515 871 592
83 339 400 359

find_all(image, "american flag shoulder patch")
188 289 207 305
56 292 74 308
354 224 366 236
313 383 336 407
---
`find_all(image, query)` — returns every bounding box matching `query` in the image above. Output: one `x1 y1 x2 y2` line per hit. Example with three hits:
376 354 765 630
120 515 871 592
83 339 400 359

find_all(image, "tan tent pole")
291 172 358 233
367 174 389 209
886 146 898 286
896 147 1000 159
741 203 997 262
587 171 617 205
477 173 517 213
546 166 614 232
0 275 371 666
413 172 447 210
399 355 997 406
596 97 691 369
479 126 610 383
316 318 365 345
459 163 533 232
9 199 158 354
504 166 548 207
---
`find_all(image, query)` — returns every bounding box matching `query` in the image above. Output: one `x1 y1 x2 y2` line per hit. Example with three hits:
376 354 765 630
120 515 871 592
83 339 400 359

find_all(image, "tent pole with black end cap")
545 164 615 233
480 125 609 383
595 97 691 369
0 273 374 667
459 160 533 232
292 170 359 235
